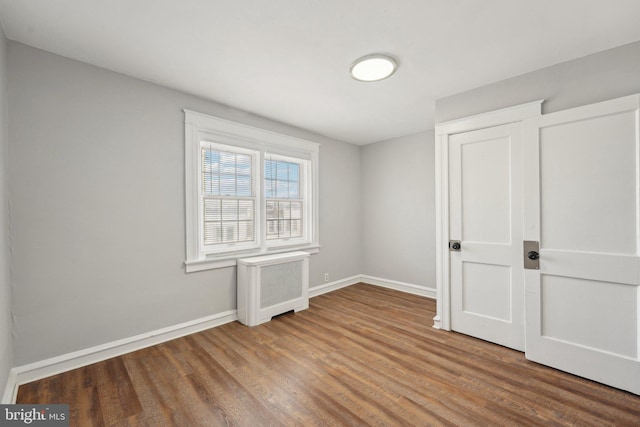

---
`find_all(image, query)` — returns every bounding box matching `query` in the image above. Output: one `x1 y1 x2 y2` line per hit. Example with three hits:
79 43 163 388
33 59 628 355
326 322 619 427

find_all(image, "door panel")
450 123 524 351
539 111 637 253
462 262 512 321
524 94 640 394
540 275 637 358
461 136 511 243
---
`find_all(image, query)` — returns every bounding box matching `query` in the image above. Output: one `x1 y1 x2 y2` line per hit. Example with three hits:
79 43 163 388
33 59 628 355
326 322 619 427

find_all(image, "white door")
523 94 640 395
449 123 525 351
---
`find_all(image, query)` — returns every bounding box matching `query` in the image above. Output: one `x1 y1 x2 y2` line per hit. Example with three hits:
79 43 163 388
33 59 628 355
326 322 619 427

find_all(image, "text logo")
0 405 69 426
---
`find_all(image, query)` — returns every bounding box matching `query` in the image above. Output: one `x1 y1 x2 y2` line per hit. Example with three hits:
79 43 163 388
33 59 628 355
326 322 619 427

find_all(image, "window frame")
264 153 310 247
185 110 320 272
198 141 260 255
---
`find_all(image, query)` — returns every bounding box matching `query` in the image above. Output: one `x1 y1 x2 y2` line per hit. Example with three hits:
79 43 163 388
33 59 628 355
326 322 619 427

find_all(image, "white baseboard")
308 274 361 298
4 310 237 403
360 275 437 299
4 273 435 403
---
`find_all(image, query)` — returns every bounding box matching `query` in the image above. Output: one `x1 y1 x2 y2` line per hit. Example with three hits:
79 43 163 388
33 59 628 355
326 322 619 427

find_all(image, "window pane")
290 220 302 238
288 163 299 181
222 199 238 220
204 222 222 245
238 221 254 242
266 220 278 238
266 201 278 220
278 219 291 237
222 221 238 242
220 152 236 174
264 158 302 201
276 180 289 198
203 176 213 195
264 161 300 240
237 176 251 196
238 200 254 220
203 148 254 198
265 160 276 180
291 201 302 219
203 197 255 246
265 179 275 198
202 148 220 196
204 199 221 221
220 173 236 196
280 202 291 219
236 154 252 176
289 182 300 199
202 149 217 172
276 162 289 181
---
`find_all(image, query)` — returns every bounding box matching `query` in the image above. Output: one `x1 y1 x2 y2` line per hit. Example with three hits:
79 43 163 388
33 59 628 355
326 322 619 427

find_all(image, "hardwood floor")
17 283 640 426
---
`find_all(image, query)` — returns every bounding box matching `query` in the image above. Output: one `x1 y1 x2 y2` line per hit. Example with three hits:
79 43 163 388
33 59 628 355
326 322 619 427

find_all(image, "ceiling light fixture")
350 54 398 82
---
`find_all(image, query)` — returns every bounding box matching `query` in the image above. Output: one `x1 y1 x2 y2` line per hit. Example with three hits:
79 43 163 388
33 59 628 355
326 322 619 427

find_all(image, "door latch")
523 241 539 269
449 240 461 252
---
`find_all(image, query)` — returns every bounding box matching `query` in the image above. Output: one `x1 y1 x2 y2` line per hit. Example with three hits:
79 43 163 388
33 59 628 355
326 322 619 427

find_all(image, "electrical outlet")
324 273 329 282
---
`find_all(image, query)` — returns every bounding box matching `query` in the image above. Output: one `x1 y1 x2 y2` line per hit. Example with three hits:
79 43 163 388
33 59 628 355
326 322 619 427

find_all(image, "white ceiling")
1 1 640 145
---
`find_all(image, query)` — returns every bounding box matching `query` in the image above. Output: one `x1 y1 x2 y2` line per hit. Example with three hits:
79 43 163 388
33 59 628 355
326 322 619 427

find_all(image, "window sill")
185 244 320 273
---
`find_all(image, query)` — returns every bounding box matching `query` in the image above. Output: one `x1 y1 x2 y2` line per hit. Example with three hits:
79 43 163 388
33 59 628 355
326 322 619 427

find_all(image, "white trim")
435 100 544 136
308 274 436 299
185 245 320 272
184 109 320 154
434 132 450 330
361 275 436 299
308 275 362 298
1 369 17 404
6 310 237 402
434 101 543 332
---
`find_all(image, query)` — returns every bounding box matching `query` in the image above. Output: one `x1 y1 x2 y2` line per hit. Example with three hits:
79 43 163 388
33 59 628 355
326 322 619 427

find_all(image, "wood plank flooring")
17 283 640 426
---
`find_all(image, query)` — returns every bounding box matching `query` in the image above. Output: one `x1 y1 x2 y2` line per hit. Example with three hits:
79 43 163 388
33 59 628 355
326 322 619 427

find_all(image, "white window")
265 155 307 243
185 110 319 272
200 143 258 254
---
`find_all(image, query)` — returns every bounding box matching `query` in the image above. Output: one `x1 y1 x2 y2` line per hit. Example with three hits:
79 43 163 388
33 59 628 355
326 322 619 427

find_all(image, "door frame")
433 100 543 330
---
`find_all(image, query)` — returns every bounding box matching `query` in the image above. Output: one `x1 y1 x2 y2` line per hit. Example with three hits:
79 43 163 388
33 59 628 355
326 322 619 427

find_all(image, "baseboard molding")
5 310 238 403
360 275 436 299
5 273 435 403
309 275 361 298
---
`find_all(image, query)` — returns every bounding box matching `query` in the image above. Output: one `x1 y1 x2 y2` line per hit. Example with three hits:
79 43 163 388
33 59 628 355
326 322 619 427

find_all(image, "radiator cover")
237 251 310 326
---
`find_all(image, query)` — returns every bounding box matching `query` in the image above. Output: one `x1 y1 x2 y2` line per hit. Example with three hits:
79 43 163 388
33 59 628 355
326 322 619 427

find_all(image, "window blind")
201 146 255 245
264 158 303 240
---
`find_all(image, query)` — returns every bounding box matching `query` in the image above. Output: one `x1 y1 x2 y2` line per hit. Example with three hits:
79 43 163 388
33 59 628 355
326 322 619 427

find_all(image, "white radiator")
237 251 310 326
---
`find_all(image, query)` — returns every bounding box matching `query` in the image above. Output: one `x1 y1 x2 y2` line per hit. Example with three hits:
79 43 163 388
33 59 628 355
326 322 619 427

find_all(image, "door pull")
449 240 461 252
523 241 540 269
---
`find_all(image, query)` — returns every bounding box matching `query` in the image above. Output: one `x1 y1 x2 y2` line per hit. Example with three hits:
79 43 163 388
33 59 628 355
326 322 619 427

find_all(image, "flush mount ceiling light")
350 54 398 82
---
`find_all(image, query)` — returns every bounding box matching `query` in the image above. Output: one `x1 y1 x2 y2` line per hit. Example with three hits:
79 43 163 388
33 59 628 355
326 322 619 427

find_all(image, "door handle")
449 240 461 252
523 241 540 269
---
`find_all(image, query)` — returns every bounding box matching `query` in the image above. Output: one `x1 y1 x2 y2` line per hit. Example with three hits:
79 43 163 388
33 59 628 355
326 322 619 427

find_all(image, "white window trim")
185 109 320 272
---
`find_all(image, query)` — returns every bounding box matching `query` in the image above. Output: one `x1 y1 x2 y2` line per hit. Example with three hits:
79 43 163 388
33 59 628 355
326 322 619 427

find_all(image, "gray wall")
0 29 12 397
8 42 361 365
360 130 435 289
436 40 640 123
